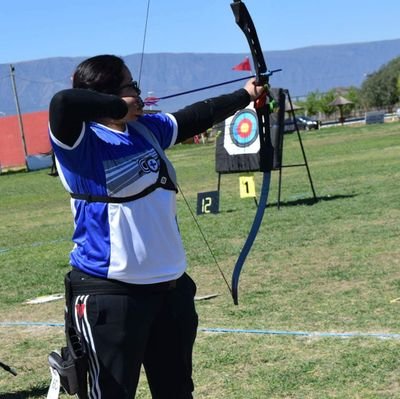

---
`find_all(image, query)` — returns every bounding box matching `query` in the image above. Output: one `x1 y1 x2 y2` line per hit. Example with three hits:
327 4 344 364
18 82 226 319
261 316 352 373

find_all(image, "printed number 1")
239 174 256 198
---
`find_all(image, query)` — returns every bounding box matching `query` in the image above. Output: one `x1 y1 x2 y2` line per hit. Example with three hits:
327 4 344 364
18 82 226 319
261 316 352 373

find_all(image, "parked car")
294 115 320 130
284 115 320 132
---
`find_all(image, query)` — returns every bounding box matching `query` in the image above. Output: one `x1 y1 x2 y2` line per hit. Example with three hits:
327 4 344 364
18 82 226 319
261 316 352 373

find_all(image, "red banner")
0 111 51 170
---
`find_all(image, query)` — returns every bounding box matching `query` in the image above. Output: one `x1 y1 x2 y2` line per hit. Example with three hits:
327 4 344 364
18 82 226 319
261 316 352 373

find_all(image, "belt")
69 269 177 296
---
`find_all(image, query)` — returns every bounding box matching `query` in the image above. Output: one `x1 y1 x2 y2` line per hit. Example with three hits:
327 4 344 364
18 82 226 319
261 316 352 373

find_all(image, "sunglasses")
117 80 141 95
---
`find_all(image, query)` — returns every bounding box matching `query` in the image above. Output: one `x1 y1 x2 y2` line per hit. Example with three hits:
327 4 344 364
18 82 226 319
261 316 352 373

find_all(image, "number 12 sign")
196 191 220 215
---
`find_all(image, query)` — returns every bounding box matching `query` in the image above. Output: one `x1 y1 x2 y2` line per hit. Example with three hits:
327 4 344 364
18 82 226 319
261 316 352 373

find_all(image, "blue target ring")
230 109 258 148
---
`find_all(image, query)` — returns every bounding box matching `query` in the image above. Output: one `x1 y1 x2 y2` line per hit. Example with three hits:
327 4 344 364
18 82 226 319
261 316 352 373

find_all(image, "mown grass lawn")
0 121 399 398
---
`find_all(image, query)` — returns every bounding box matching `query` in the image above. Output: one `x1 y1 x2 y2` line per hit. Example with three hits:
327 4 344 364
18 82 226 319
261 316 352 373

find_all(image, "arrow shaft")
159 75 255 100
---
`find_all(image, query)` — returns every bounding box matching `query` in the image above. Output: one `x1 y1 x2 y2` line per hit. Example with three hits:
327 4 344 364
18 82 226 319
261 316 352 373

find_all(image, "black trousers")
69 270 198 399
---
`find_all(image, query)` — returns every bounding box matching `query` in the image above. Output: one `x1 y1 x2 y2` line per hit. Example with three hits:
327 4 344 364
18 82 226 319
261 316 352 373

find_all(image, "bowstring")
137 1 232 295
138 0 151 86
177 184 232 294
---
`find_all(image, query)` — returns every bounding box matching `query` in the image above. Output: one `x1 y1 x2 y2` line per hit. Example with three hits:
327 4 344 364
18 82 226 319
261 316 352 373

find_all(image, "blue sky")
2 0 400 64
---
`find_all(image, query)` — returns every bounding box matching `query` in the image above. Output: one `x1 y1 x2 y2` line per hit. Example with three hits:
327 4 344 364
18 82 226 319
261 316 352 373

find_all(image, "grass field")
0 121 399 398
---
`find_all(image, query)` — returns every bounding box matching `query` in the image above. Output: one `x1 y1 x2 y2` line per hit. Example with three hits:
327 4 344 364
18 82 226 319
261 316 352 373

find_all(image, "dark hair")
72 55 126 94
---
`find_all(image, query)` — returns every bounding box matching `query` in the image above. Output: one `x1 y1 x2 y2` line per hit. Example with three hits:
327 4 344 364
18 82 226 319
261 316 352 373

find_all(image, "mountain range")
0 39 399 115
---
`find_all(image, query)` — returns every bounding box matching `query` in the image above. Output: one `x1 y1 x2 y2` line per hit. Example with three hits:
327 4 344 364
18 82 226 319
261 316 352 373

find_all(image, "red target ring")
230 109 258 147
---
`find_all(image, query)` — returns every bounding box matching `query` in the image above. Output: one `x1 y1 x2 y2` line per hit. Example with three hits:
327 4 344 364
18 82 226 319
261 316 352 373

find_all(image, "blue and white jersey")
49 113 187 284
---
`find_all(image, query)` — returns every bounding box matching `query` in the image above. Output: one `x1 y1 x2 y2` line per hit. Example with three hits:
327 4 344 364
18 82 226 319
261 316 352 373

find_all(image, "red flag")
232 57 251 71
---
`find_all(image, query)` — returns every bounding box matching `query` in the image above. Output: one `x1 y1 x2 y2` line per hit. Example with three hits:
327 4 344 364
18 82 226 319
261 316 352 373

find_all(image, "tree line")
296 56 400 119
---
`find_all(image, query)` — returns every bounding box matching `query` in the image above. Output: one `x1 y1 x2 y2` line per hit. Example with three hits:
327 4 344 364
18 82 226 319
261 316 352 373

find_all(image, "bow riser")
256 106 274 172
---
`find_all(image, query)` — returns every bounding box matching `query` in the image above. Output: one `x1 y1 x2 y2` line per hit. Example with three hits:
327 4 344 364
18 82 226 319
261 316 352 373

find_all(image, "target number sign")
196 191 220 215
224 107 260 155
239 174 256 198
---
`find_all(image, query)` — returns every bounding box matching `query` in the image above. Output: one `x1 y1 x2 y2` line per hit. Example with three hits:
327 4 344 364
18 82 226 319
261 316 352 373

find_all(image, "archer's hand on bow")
243 77 267 102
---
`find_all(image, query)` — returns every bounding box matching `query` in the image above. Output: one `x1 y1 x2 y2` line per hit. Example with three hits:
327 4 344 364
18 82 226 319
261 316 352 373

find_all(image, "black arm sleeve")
49 89 128 147
172 89 251 143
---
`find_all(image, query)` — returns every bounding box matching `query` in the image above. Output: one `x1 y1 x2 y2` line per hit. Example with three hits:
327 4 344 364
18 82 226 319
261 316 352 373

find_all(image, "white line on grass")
1 322 400 340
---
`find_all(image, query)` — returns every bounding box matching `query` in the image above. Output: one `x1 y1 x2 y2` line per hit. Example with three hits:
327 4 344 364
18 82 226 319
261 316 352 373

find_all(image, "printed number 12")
202 197 212 213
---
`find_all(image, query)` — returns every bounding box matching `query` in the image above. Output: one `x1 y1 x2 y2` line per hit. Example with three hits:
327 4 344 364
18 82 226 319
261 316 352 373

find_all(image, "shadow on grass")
224 194 357 213
0 386 49 399
269 193 358 208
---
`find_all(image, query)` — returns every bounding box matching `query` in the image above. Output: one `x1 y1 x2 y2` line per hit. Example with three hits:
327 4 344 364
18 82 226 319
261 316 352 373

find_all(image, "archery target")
224 107 260 155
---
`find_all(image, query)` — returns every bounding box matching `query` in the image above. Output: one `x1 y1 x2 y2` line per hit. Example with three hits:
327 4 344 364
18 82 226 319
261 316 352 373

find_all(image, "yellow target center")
239 122 250 136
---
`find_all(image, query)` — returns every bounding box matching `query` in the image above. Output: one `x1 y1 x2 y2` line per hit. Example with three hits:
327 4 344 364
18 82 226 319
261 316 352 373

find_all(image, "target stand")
276 89 317 209
215 88 317 209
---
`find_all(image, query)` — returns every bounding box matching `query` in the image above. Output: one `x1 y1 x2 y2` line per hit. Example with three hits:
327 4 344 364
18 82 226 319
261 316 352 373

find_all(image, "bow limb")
231 172 271 305
230 0 274 305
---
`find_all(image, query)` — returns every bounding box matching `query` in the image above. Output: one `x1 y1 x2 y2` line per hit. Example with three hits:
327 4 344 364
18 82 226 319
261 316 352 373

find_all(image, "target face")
224 106 260 155
230 109 258 147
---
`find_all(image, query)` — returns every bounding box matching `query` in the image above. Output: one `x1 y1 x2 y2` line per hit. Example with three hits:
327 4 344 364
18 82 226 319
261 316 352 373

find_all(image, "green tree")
397 75 400 99
361 56 400 110
319 90 336 117
301 91 321 116
342 86 360 116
